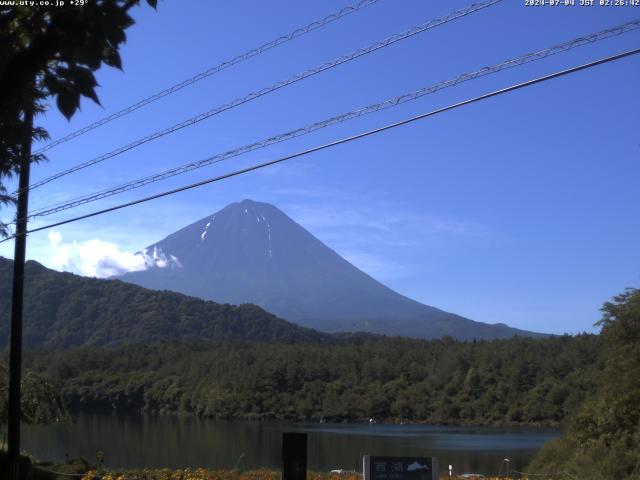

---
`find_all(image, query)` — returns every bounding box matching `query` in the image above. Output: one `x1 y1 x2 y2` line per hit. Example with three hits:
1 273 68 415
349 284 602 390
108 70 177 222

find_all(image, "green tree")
0 363 66 426
0 0 157 236
528 288 640 479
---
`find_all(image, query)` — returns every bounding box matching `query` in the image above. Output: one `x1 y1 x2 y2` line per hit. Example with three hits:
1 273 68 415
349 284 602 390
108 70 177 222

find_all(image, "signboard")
363 456 438 480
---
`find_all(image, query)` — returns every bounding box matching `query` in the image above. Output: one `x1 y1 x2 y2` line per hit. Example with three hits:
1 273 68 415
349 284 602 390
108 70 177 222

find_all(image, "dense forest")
16 333 601 426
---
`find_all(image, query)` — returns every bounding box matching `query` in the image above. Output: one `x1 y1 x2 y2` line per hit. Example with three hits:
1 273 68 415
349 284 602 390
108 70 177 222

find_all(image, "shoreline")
61 406 563 430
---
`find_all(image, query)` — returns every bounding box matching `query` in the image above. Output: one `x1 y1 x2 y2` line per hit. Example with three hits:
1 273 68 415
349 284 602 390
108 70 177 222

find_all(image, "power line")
3 46 638 244
18 0 503 196
24 0 502 194
32 0 383 155
23 19 640 220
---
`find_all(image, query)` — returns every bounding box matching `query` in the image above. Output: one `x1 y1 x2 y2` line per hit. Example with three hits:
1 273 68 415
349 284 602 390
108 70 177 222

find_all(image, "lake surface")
20 413 560 476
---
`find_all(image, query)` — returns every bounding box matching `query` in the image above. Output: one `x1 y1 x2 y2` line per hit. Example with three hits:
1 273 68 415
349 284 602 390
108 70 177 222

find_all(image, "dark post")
282 432 307 480
7 104 34 480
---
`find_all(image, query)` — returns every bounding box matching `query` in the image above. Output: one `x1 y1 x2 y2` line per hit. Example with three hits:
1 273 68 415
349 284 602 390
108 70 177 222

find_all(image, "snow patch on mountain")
200 216 215 241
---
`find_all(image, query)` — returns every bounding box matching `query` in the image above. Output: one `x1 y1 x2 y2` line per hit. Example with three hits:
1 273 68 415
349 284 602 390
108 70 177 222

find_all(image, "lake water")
20 413 560 476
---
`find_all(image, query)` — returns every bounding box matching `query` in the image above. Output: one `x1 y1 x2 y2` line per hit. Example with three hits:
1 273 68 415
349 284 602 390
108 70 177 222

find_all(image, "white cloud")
47 230 179 278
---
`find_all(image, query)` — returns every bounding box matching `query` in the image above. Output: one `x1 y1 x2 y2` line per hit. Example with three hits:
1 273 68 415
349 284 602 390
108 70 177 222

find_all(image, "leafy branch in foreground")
0 0 157 236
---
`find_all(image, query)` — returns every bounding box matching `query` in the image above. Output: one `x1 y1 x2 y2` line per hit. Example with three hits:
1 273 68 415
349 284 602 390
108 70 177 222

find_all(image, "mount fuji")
119 199 544 340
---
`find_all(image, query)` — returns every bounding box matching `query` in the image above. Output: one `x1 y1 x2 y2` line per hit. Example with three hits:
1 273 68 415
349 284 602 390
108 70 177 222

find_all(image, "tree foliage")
0 363 66 425
528 288 640 479
17 333 602 426
0 0 156 236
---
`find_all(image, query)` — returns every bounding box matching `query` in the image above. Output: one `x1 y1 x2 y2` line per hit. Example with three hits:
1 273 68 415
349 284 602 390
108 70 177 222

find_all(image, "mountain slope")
119 199 544 340
0 257 331 348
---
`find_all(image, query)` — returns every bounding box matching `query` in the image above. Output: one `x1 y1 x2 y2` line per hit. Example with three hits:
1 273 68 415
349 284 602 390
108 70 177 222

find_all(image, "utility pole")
7 102 34 480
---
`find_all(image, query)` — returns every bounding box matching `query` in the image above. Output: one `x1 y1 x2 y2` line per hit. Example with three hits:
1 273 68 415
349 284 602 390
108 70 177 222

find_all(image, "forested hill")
0 257 331 348
22 334 601 426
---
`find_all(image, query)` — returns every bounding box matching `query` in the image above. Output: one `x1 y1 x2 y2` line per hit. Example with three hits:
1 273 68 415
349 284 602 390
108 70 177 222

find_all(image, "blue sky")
1 0 639 334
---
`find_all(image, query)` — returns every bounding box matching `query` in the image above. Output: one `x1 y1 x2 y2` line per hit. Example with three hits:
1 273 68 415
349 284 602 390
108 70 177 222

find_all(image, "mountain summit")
119 199 543 340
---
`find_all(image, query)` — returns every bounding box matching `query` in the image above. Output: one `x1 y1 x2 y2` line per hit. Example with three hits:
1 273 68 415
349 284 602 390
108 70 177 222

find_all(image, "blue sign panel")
363 456 438 480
